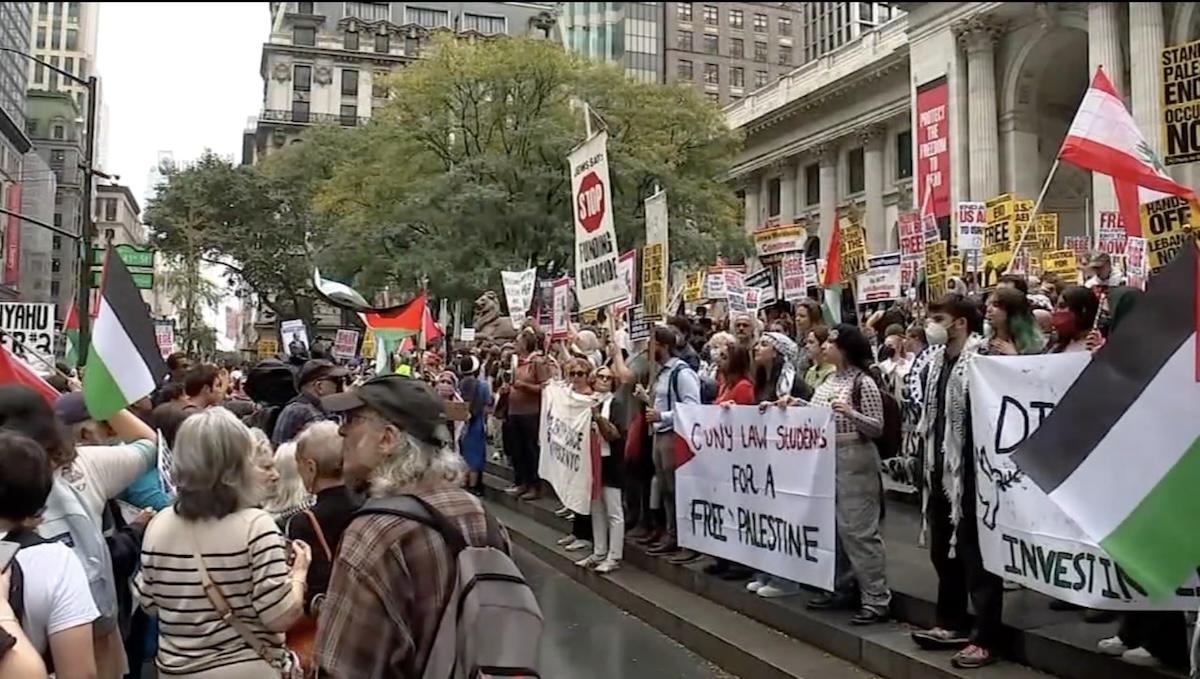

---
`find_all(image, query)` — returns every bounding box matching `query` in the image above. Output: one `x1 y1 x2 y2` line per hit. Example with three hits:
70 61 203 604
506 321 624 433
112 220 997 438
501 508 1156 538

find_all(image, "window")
778 16 793 36
52 235 62 250
104 199 117 221
292 99 310 123
677 59 693 80
729 8 743 29
703 34 718 55
38 2 48 14
344 30 359 50
731 66 744 87
67 2 79 22
805 163 820 205
405 35 420 56
294 65 311 91
34 63 44 85
703 63 719 84
755 70 768 88
296 1 314 12
64 57 73 76
52 124 64 140
896 129 913 179
753 13 767 32
407 6 449 28
36 26 45 48
779 46 792 65
50 281 60 296
65 28 77 50
51 258 61 273
340 104 358 125
754 41 767 62
677 30 692 51
53 213 62 227
703 5 718 25
463 13 506 34
848 147 865 193
51 26 60 49
293 26 315 46
372 71 389 98
341 69 358 96
374 32 389 53
859 2 873 23
104 228 115 242
50 150 65 166
346 2 390 21
705 92 719 103
768 177 781 217
731 38 744 59
677 3 692 21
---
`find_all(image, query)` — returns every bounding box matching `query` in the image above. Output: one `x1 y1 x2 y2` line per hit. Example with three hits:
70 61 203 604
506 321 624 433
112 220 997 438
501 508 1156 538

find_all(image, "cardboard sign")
982 193 1016 289
460 327 476 343
924 241 948 296
753 223 806 260
1162 39 1200 166
641 242 667 321
957 201 986 251
569 131 625 311
1125 237 1148 290
257 339 278 358
0 303 54 370
550 277 572 339
780 254 807 302
627 304 650 342
744 287 762 310
332 329 359 359
361 331 376 359
683 271 704 302
501 267 538 328
154 322 173 359
897 211 923 287
856 265 902 303
1041 249 1080 282
704 268 727 299
745 267 776 307
725 269 747 314
1139 195 1195 276
838 214 868 279
444 400 470 422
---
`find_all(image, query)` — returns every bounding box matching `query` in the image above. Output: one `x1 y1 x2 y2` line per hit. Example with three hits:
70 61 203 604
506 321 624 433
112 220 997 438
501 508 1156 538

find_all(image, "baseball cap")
321 374 449 445
54 392 92 426
297 359 350 390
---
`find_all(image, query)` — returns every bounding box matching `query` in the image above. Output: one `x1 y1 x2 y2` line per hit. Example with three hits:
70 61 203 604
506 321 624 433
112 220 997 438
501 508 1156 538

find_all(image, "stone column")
958 19 1001 200
1129 2 1164 156
1089 1 1125 221
816 144 838 255
743 176 759 234
777 160 797 225
860 125 886 252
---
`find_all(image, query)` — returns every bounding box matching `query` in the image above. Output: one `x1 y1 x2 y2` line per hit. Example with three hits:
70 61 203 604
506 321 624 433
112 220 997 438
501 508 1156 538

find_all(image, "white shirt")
6 540 99 655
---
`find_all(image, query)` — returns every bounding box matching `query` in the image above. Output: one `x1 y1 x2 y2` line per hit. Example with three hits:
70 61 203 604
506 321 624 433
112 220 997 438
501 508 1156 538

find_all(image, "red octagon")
576 171 605 233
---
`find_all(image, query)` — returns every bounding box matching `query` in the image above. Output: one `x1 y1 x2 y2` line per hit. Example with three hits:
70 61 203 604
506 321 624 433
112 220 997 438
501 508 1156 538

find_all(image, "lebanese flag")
0 344 59 405
1058 67 1199 237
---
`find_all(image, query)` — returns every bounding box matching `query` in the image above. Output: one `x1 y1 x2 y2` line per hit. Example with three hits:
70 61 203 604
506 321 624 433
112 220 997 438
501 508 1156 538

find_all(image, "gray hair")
295 420 343 479
263 442 312 514
173 407 256 520
367 432 466 498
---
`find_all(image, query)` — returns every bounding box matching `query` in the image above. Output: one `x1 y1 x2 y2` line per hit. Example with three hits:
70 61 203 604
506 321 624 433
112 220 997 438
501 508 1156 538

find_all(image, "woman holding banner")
558 357 596 553
703 345 756 581
575 364 626 573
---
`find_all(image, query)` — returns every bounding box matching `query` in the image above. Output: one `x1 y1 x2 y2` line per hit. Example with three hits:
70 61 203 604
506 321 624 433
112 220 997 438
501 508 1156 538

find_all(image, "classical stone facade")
727 2 1200 259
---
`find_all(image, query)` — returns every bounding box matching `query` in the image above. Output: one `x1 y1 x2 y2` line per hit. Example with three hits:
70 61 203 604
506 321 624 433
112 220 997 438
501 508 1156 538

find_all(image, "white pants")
590 487 625 562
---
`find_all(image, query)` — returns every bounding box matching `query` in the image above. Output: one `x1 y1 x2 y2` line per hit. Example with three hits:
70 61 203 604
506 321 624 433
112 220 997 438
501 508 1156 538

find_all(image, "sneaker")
594 559 621 574
1097 636 1128 656
851 606 889 625
746 573 770 592
553 506 573 518
574 554 603 568
1120 648 1160 668
564 539 591 552
633 530 662 547
518 490 541 501
503 485 525 496
806 593 855 611
757 582 800 598
646 540 679 556
951 644 997 669
667 549 702 564
912 628 970 650
556 534 575 547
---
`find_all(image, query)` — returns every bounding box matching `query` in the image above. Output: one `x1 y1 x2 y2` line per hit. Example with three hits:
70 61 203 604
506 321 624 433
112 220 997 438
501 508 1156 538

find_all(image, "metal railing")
260 109 371 127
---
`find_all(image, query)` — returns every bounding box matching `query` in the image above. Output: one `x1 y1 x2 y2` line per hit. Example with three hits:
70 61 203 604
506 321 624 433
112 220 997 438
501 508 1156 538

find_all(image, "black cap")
322 374 449 445
54 392 92 426
297 359 350 390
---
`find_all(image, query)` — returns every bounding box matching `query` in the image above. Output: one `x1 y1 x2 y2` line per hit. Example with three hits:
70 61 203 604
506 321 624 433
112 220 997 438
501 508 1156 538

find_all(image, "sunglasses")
595 373 613 380
568 371 589 378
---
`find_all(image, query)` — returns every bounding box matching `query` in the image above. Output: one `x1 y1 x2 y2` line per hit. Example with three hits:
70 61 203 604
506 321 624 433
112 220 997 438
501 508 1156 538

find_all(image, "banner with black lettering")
968 354 1200 609
0 303 55 371
537 381 594 514
673 404 835 590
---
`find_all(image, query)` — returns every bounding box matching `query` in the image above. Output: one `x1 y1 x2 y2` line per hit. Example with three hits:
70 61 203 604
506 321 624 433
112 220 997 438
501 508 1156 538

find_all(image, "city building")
727 2 1198 273
27 2 98 108
17 152 55 304
558 2 662 83
25 90 83 320
0 2 34 302
246 1 559 163
94 182 144 247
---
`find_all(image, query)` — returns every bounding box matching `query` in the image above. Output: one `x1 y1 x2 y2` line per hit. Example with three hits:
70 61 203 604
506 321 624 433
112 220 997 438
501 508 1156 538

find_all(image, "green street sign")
92 244 155 269
91 270 154 290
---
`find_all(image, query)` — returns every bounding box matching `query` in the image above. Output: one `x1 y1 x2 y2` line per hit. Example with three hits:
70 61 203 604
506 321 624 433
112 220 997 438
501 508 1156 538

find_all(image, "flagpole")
1009 158 1062 273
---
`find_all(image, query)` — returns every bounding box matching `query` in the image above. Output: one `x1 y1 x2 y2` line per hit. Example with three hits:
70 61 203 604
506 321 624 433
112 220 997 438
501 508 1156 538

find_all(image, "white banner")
569 132 625 312
780 254 807 302
501 267 537 328
968 354 1200 609
332 329 359 359
0 303 54 370
855 265 902 303
538 381 594 514
957 201 986 251
674 404 836 590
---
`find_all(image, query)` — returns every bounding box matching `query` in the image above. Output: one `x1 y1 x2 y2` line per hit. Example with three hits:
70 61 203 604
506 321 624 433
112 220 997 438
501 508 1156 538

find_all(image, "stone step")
483 471 1181 679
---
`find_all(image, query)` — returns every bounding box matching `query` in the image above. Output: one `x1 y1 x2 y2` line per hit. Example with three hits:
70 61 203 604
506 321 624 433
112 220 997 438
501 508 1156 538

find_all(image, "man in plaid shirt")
314 374 508 678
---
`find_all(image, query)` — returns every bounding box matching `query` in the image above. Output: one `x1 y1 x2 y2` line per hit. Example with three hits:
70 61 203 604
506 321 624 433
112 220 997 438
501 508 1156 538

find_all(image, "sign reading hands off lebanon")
968 354 1200 609
674 404 836 590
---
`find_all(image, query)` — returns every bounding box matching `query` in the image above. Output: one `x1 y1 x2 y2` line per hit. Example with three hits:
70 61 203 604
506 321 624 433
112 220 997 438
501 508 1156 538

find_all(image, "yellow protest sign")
1162 39 1200 166
1041 249 1081 283
1033 213 1058 251
1140 196 1196 275
838 214 868 280
924 241 948 295
361 331 376 359
986 193 1014 223
948 255 963 279
683 271 704 302
981 194 1016 288
641 242 667 321
257 339 278 358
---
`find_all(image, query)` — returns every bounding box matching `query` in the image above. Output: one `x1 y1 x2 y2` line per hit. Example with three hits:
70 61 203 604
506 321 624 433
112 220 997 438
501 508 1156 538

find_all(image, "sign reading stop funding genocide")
1139 195 1195 276
1161 39 1200 166
674 404 835 589
0 303 55 369
568 131 625 311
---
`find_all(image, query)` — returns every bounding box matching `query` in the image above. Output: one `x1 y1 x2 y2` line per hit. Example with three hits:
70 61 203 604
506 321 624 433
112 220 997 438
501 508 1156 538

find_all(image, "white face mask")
925 320 949 346
983 320 994 339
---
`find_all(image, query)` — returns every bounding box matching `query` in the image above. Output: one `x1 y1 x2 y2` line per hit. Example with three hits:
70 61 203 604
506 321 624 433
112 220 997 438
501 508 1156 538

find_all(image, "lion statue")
473 291 518 341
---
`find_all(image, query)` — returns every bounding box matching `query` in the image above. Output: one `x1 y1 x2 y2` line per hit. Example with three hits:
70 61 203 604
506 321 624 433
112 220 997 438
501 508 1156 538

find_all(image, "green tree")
159 259 220 356
316 36 747 301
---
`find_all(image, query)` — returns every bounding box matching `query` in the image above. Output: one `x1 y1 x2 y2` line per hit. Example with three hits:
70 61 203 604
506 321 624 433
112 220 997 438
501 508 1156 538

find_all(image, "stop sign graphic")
576 171 605 233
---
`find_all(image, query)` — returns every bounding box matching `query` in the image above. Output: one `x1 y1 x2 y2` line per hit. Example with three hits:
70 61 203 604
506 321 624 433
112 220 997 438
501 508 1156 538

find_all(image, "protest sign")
280 319 309 357
867 252 901 269
948 255 963 279
332 329 359 359
550 277 572 339
501 268 537 328
674 404 836 590
745 268 776 307
569 131 625 311
1125 237 1148 290
805 259 818 290
1095 211 1128 256
856 265 901 303
614 250 637 317
1041 249 1080 282
1162 39 1200 166
360 331 376 359
968 354 1200 609
684 271 704 302
645 189 669 248
0 303 54 369
744 287 762 311
897 212 923 287
838 214 868 279
537 382 595 514
1139 195 1195 276
627 304 650 342
982 193 1015 288
641 242 667 321
257 339 278 358
704 267 727 299
956 201 986 251
924 240 947 295
753 223 806 260
780 254 807 302
460 327 476 343
1033 213 1059 252
725 269 747 314
154 322 173 359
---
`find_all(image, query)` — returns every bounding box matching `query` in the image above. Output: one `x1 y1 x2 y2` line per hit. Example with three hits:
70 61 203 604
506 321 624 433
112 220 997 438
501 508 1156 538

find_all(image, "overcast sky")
97 3 267 205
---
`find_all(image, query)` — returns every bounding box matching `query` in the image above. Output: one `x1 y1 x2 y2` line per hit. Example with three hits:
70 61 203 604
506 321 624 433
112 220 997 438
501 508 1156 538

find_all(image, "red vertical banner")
915 77 951 219
3 182 20 285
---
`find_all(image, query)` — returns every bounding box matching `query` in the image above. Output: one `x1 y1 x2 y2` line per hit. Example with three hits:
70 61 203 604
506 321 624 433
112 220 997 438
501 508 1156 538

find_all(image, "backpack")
6 529 56 672
852 372 902 459
354 494 543 678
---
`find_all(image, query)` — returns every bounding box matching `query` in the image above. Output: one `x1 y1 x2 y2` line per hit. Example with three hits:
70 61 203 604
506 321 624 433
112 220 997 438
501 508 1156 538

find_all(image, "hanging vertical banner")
613 250 638 318
1161 39 1200 166
550 277 572 339
725 269 747 314
780 254 807 302
332 329 360 359
569 131 626 312
683 271 704 302
641 242 667 321
916 77 951 219
501 267 537 328
956 201 986 251
1125 237 1148 290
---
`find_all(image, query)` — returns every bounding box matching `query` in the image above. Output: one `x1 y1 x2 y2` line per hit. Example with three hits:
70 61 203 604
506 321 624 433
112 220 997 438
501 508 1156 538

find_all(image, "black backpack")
852 372 902 459
5 529 55 672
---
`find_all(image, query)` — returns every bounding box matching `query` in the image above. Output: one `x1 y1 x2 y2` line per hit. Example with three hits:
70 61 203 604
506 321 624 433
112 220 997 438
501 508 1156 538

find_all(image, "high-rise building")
247 1 559 163
0 2 34 302
558 2 661 83
17 152 55 304
27 2 98 108
798 2 896 63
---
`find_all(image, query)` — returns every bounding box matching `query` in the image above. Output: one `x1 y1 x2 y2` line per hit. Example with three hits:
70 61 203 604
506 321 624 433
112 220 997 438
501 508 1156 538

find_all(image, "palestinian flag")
0 343 59 405
1013 240 1200 597
63 301 80 368
83 250 168 420
821 209 842 325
